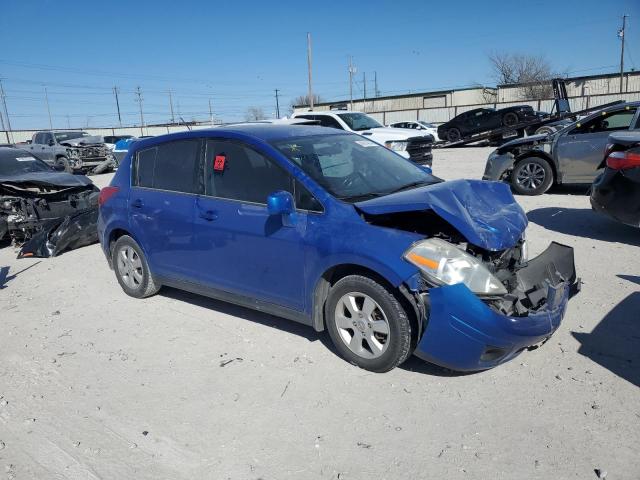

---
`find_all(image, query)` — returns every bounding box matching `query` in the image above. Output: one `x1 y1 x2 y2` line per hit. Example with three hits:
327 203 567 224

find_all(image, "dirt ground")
1 147 638 480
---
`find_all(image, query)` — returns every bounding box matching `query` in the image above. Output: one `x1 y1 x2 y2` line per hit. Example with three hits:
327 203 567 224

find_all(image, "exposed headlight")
404 238 507 295
384 140 408 151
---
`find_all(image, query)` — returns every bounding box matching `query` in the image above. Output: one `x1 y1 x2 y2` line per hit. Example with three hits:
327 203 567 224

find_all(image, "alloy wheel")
333 292 390 359
117 246 143 289
516 162 546 190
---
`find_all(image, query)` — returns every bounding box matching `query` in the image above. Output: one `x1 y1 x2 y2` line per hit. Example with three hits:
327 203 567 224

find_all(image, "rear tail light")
98 186 120 206
605 149 640 170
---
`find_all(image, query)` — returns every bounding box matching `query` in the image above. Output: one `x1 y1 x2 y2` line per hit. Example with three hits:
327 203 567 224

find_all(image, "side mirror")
419 165 432 174
267 190 297 226
48 140 55 146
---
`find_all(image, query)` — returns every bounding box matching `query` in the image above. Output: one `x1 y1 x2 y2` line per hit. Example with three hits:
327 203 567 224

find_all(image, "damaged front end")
0 175 99 258
483 134 552 181
355 179 580 371
62 139 116 175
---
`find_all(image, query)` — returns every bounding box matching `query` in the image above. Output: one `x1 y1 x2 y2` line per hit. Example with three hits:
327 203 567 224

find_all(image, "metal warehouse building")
295 71 640 126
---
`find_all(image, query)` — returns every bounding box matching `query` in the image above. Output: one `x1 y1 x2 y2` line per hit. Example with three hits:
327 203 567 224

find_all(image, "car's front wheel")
325 275 412 372
510 157 554 195
502 112 519 127
112 235 160 298
446 128 461 142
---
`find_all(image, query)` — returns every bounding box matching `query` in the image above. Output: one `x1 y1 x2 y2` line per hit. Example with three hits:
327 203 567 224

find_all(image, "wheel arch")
311 263 417 334
514 151 558 184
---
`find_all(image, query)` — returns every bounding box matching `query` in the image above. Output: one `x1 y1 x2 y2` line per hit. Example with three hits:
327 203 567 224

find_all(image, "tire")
510 157 554 196
502 112 519 127
535 126 555 136
325 275 412 372
56 156 73 173
112 235 160 298
446 128 461 142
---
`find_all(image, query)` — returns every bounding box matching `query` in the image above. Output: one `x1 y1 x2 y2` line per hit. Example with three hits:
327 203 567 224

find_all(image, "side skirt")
156 276 313 327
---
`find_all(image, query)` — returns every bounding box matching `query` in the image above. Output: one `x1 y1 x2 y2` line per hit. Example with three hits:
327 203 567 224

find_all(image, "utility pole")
135 86 145 136
0 79 13 143
66 115 71 129
348 56 356 110
619 14 628 93
208 98 214 125
307 32 314 110
113 86 122 126
44 86 53 129
168 89 175 124
274 89 280 118
374 71 380 97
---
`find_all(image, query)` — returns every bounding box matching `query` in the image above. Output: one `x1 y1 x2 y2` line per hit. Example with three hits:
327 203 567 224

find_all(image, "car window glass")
33 133 43 144
571 109 637 134
317 116 343 129
294 179 323 212
153 140 201 193
135 147 157 188
42 133 52 144
205 140 291 204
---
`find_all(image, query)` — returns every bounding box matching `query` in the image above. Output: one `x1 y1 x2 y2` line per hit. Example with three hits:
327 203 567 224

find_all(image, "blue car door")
128 138 204 281
191 138 307 311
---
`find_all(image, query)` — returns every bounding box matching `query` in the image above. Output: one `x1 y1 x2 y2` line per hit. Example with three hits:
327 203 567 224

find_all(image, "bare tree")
489 52 559 100
290 94 324 111
245 106 266 122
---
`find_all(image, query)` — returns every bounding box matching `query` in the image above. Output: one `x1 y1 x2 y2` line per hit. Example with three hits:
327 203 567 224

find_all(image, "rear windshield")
0 149 52 176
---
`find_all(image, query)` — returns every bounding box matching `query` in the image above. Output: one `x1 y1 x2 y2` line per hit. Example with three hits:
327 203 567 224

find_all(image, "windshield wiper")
338 192 385 202
386 181 431 195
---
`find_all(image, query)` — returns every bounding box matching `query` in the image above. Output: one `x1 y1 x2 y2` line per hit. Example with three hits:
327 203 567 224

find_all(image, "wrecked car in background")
23 130 116 175
98 125 579 373
0 147 99 258
483 102 640 195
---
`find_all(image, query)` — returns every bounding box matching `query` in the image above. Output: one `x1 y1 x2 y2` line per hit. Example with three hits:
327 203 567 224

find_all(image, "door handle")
131 199 144 209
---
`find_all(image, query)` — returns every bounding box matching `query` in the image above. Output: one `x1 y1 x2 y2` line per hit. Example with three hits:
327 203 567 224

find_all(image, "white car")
292 111 434 166
388 121 440 141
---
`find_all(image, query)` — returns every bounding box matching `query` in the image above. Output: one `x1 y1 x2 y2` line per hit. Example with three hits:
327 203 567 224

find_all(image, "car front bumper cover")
413 242 579 371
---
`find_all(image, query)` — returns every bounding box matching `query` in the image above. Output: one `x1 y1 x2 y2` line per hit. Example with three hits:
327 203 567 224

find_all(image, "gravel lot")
1 147 638 480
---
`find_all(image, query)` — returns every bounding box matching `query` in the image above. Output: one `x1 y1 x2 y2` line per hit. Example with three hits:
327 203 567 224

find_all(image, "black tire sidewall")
511 157 553 196
57 156 73 173
325 275 411 372
113 235 153 298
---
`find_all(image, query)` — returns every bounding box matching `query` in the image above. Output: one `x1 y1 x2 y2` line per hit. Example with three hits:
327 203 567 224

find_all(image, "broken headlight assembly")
404 238 507 295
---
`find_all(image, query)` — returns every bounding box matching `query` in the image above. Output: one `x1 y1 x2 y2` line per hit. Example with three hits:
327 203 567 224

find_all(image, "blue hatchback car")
98 125 579 372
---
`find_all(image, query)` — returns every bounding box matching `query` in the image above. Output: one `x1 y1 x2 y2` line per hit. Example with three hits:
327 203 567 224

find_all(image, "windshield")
419 121 435 128
0 149 52 176
54 131 89 142
336 113 383 131
272 134 438 201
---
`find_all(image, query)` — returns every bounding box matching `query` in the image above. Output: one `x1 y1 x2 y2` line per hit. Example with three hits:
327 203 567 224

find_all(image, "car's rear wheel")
511 157 554 196
446 128 461 142
112 235 160 298
325 275 412 372
56 156 73 173
502 112 519 127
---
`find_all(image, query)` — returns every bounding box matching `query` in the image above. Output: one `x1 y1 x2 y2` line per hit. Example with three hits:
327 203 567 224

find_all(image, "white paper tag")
16 156 37 162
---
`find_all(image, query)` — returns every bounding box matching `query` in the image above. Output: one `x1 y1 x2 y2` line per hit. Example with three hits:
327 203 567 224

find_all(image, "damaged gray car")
0 147 99 258
23 130 116 175
483 102 640 195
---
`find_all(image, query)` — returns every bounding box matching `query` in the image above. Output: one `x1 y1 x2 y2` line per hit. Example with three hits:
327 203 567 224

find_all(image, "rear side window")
134 139 202 194
205 140 291 204
316 116 343 129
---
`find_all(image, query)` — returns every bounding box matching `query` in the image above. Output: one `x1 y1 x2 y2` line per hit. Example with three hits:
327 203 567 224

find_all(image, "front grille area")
407 135 434 165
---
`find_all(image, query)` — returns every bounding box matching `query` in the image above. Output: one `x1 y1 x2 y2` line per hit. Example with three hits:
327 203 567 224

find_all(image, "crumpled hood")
355 179 527 251
0 171 94 188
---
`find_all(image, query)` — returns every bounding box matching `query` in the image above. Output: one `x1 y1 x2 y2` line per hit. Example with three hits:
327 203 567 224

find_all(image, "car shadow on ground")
527 207 640 246
617 274 640 286
572 292 640 388
160 287 475 377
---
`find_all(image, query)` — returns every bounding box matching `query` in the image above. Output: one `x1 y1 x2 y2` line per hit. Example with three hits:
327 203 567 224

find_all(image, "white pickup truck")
292 111 434 166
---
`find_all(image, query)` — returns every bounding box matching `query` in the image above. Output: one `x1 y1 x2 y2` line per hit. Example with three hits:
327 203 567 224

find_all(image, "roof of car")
129 124 345 152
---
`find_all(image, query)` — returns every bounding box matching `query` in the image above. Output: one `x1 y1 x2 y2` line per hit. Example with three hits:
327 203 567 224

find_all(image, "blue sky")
0 0 638 129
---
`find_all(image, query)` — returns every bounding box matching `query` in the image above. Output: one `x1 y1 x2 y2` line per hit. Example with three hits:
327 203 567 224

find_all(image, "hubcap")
334 292 390 359
516 162 546 190
117 246 143 289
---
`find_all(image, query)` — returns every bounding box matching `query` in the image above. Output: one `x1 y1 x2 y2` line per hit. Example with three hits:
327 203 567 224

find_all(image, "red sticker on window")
214 155 226 171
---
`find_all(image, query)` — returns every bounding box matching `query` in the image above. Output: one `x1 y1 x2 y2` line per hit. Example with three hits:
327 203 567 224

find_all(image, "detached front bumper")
414 242 579 371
